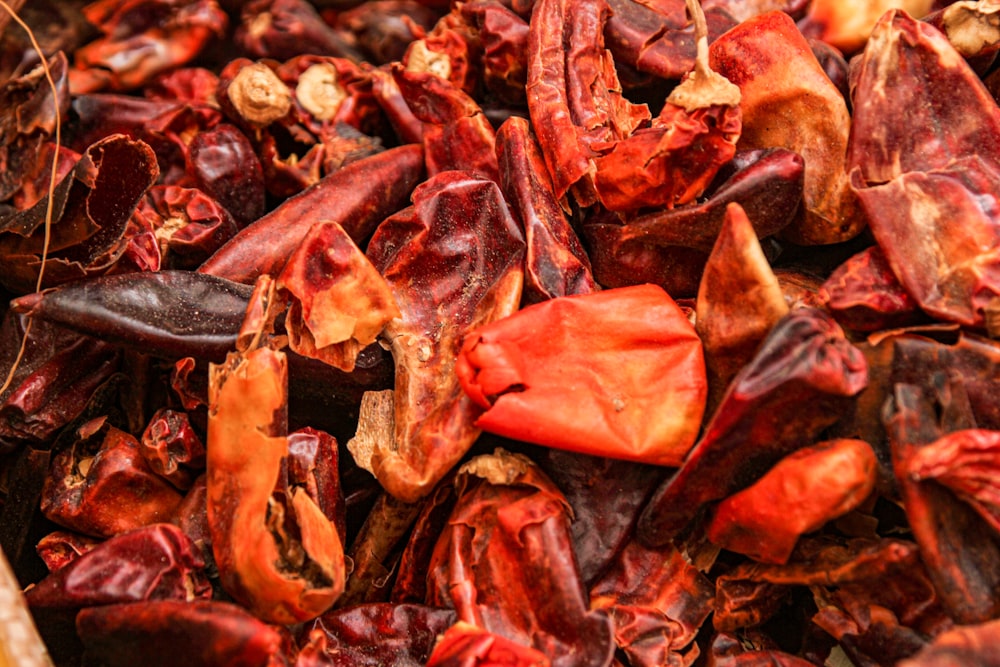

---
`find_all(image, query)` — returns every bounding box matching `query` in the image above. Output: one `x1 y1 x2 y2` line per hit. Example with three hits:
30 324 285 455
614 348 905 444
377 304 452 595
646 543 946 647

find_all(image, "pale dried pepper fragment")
848 9 1000 327
710 10 864 245
696 202 789 414
207 278 345 623
456 284 706 467
277 221 400 373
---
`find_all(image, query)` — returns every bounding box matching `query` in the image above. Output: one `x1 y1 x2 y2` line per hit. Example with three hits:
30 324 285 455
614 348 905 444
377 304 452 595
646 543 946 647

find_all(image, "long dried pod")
199 144 424 283
207 279 345 623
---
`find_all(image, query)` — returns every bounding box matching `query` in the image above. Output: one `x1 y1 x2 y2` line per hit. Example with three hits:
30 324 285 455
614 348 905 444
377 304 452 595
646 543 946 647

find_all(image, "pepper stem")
666 0 741 112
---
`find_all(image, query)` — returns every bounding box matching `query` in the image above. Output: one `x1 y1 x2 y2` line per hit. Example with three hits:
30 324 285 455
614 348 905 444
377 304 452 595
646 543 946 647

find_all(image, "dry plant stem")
666 0 740 112
0 2 62 394
0 548 53 667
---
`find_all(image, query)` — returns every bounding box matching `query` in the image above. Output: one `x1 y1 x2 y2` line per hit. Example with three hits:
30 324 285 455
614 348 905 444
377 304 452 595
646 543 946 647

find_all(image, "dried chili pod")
392 66 499 182
604 0 737 82
275 54 384 137
696 202 789 414
710 11 864 245
277 221 400 372
847 9 1000 327
460 0 530 106
899 618 1000 667
25 523 211 609
593 0 742 213
235 0 363 62
535 449 664 586
638 308 868 545
332 1 443 66
41 417 184 538
0 51 71 205
923 0 1000 74
904 428 1000 534
612 147 804 253
811 585 932 666
187 123 266 228
355 171 524 502
0 326 120 451
713 537 947 639
35 530 101 573
818 245 922 332
134 185 240 270
884 382 1000 624
11 271 254 363
0 133 159 294
76 600 290 667
199 144 424 283
304 603 457 666
425 449 616 667
139 408 205 491
589 538 714 666
207 279 345 624
425 622 550 667
402 7 482 96
495 115 597 303
68 0 229 94
526 0 649 206
583 147 803 297
456 284 706 467
706 438 878 564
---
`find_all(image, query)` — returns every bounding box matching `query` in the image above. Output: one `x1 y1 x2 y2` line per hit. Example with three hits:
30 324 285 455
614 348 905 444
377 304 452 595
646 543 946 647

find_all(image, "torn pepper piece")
456 284 706 467
278 221 400 372
426 449 615 667
710 10 864 245
207 279 345 623
706 438 878 564
848 9 1000 327
361 171 525 502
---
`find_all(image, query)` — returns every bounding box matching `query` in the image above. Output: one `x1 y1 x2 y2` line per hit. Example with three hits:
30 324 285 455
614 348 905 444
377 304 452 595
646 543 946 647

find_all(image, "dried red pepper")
353 170 524 502
199 144 423 283
76 600 291 667
25 523 211 609
706 438 878 564
457 284 706 466
207 279 345 624
638 308 868 545
710 10 864 245
848 8 1000 327
41 417 184 538
425 448 615 667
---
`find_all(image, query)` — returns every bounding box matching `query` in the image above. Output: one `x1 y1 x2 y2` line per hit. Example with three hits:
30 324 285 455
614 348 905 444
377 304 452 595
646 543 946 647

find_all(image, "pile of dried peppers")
2 0 1000 664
